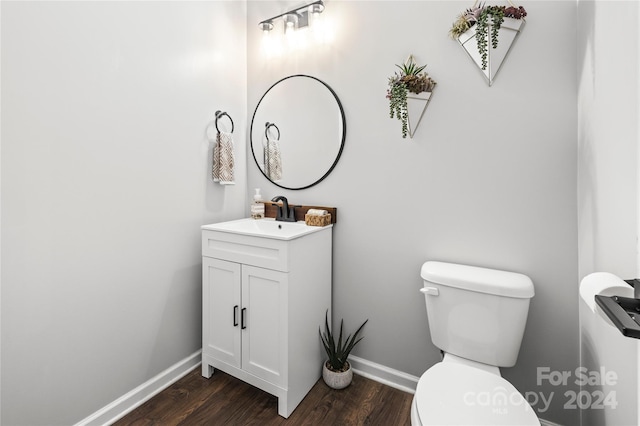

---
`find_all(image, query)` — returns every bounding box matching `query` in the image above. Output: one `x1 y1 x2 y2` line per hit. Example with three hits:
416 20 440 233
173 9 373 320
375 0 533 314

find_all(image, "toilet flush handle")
420 287 439 296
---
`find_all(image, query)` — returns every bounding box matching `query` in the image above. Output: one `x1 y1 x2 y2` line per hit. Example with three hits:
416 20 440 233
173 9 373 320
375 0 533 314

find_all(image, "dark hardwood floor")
113 367 413 425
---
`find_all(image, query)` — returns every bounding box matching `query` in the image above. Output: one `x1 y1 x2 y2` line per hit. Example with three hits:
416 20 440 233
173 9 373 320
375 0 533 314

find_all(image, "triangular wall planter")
457 17 525 86
406 91 433 139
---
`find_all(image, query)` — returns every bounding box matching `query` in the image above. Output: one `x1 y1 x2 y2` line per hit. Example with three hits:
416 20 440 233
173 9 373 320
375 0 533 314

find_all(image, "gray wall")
247 1 578 424
577 0 640 280
577 2 640 424
1 2 247 424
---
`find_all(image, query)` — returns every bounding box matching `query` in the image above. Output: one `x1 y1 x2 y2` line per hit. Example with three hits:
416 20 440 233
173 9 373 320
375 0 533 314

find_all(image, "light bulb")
259 21 273 33
283 14 297 35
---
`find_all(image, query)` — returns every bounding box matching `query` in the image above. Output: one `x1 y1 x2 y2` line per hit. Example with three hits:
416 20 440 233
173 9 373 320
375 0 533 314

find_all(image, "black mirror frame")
250 74 346 190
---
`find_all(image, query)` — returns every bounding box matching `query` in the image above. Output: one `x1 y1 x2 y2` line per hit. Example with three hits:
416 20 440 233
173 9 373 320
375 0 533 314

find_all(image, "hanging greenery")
387 56 436 138
449 4 527 70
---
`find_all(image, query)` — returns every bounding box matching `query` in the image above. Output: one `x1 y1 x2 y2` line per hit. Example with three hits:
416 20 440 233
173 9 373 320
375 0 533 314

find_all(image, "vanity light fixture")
259 21 274 33
258 0 325 34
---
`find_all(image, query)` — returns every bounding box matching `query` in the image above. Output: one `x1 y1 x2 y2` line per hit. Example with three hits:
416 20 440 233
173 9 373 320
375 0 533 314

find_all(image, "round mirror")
250 75 346 190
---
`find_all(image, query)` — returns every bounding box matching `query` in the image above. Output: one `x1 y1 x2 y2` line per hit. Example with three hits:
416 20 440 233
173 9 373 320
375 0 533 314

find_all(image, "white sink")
201 218 330 241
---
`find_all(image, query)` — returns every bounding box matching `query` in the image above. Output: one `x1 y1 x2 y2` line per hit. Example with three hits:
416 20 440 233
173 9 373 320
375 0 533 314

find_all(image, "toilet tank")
421 261 534 367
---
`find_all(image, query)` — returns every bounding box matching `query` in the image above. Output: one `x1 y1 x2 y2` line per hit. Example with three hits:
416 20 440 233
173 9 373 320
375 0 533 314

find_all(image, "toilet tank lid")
421 261 534 299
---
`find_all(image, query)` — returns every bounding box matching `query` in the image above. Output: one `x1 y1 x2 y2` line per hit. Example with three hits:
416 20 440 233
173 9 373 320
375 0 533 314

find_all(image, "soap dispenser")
251 188 265 219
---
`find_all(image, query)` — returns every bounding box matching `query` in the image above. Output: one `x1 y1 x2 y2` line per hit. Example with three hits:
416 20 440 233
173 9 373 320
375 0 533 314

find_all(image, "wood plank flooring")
113 367 413 425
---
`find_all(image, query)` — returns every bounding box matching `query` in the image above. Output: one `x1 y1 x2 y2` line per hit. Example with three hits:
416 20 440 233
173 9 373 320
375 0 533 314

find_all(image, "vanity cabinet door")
203 257 241 369
241 265 288 386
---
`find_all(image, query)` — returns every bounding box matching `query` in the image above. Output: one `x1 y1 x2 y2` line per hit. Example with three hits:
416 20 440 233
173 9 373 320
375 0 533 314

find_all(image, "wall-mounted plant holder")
449 4 527 86
406 91 433 139
458 17 524 86
387 55 437 139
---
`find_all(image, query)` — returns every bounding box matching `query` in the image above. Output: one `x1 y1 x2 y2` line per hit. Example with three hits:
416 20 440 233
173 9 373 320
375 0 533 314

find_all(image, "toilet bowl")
412 261 540 426
411 354 539 425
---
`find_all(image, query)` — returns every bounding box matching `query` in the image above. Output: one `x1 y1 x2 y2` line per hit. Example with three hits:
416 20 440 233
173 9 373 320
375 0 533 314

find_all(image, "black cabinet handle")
241 307 247 330
233 305 239 327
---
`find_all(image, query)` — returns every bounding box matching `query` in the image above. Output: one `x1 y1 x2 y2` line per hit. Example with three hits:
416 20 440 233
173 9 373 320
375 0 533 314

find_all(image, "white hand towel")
307 209 328 216
213 131 235 185
264 139 282 182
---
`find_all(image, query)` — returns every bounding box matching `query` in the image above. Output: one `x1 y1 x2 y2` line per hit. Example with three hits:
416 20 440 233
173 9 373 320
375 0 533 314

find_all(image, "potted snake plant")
319 310 368 389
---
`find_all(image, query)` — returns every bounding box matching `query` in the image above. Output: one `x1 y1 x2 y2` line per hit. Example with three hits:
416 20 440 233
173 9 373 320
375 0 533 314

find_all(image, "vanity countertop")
202 217 332 241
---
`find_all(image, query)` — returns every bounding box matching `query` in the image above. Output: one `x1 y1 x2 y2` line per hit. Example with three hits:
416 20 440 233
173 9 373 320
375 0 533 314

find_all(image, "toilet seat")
413 362 539 426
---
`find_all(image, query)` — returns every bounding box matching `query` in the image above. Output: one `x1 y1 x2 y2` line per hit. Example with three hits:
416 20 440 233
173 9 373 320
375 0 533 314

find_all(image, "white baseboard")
74 350 202 426
349 355 419 394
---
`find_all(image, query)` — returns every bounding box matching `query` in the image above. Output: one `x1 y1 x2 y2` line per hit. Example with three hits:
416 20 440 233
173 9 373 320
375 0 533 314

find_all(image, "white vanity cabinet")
201 219 332 418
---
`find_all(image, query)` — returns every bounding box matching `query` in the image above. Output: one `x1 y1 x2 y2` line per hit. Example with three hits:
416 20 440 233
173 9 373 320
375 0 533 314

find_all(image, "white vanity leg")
277 396 291 418
201 362 214 378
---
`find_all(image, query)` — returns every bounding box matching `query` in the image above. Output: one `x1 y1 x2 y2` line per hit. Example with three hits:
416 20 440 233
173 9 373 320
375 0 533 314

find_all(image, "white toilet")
412 261 540 426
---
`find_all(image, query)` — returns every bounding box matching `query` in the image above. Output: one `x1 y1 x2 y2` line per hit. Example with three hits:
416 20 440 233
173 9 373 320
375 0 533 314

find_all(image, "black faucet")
271 196 296 222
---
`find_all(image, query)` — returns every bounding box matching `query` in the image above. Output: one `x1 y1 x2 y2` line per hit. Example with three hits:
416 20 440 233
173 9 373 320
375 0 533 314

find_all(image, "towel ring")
265 122 280 141
215 110 234 133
